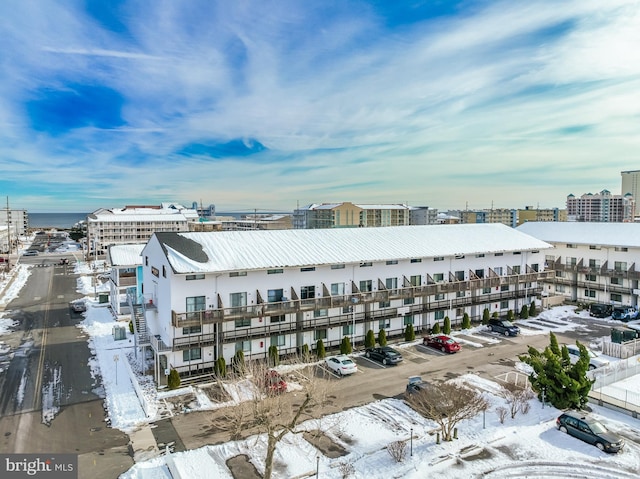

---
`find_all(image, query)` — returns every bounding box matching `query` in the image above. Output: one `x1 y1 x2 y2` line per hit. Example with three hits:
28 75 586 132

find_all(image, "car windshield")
588 421 607 434
445 339 456 344
502 321 514 326
341 359 354 365
386 350 399 357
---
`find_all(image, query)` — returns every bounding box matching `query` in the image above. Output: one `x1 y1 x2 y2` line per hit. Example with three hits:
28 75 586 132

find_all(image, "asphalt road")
0 254 132 479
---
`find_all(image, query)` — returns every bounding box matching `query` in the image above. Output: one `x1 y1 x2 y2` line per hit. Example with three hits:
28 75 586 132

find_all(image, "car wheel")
504 330 510 336
559 426 568 434
382 358 388 365
365 351 370 358
595 442 605 451
441 346 446 353
337 369 342 376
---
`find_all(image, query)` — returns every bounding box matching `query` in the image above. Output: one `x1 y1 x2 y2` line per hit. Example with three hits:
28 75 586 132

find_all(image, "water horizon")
29 212 88 229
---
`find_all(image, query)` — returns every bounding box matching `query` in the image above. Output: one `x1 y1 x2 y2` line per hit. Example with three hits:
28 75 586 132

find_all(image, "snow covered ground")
1 258 640 478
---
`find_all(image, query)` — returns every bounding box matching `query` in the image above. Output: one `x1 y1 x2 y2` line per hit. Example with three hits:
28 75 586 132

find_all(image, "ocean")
29 213 89 229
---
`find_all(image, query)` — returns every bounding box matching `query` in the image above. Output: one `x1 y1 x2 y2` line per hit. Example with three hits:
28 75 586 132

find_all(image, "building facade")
86 203 199 257
137 224 552 384
517 206 566 226
566 190 635 222
518 222 640 307
458 209 517 227
293 202 411 229
106 244 145 316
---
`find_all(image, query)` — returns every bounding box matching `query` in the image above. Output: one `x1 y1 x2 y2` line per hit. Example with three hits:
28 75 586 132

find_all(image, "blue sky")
1 1 639 213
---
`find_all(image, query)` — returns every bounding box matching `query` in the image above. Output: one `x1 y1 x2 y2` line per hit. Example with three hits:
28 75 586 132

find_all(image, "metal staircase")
128 293 150 346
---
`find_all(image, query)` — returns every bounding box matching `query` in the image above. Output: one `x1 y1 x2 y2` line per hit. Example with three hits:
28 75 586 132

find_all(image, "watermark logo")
0 454 77 478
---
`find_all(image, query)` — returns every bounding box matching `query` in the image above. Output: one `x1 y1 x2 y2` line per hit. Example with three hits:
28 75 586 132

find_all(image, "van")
589 303 612 318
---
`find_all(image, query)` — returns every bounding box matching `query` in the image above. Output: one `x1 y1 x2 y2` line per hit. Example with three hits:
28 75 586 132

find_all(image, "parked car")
589 303 612 318
325 355 358 376
405 376 431 398
22 250 38 256
423 335 461 354
565 344 609 370
364 346 403 365
556 411 625 453
263 370 287 394
487 318 520 336
612 306 639 322
70 300 87 313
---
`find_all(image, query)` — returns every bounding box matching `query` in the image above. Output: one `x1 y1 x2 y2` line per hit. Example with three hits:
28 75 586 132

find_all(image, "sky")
1 1 640 213
1 246 640 477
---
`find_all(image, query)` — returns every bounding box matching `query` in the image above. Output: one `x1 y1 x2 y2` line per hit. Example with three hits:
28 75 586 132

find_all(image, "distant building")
517 206 566 226
0 208 28 236
436 212 460 224
409 206 439 225
566 190 635 222
221 214 292 231
86 203 199 257
458 209 517 228
293 202 411 229
191 202 216 219
621 170 640 220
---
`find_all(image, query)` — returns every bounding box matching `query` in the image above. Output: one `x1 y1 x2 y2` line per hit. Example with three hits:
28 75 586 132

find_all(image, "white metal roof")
108 244 145 266
517 222 640 248
159 223 552 274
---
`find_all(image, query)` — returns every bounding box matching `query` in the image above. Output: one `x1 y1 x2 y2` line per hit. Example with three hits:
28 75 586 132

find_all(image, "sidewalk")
129 424 161 462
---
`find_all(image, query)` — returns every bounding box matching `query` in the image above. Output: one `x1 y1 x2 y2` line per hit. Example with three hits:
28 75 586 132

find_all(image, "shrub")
507 310 515 321
232 350 245 374
387 440 407 463
340 336 353 355
461 313 471 329
378 329 388 347
404 323 415 341
491 311 499 319
167 369 180 389
482 308 490 325
520 304 529 319
316 339 326 359
128 321 134 334
529 302 537 317
215 357 227 378
431 322 441 334
443 316 451 335
268 346 279 366
364 329 376 348
301 343 310 362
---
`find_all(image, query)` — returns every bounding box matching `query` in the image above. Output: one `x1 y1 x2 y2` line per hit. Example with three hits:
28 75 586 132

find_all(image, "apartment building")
621 170 640 221
517 206 566 226
137 224 552 385
293 202 411 229
86 203 198 257
221 214 292 231
566 190 635 222
0 208 28 237
106 244 144 315
517 222 640 307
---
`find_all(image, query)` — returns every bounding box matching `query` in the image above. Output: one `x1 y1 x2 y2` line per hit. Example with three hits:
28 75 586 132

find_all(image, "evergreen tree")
529 302 537 317
491 311 499 319
482 308 490 325
167 369 181 389
507 310 515 321
340 336 353 355
364 329 376 348
232 350 245 374
520 304 529 319
443 316 451 335
378 329 388 347
461 312 471 329
268 345 279 366
431 323 441 335
549 331 561 356
215 357 227 378
128 321 134 334
405 323 416 341
301 343 310 362
316 339 326 359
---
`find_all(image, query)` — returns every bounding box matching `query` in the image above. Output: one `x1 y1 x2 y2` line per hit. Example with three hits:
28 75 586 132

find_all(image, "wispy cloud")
0 0 639 212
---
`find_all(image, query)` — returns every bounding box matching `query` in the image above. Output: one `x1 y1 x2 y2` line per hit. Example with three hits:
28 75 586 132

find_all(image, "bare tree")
387 440 408 463
406 381 488 441
501 382 535 419
211 357 331 479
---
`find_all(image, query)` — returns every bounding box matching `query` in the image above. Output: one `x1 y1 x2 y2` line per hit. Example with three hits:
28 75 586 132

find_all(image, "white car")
325 355 358 376
565 344 609 370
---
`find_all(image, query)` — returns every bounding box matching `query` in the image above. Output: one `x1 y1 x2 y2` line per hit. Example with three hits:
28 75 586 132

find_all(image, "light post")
315 455 320 478
410 427 413 456
114 354 119 385
541 387 546 408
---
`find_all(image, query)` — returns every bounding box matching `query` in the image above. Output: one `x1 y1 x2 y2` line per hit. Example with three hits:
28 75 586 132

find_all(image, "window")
230 292 247 308
410 275 421 286
434 310 445 320
512 265 521 274
566 257 577 266
456 291 465 298
433 273 444 282
268 289 284 302
610 293 622 303
267 269 283 274
410 258 422 263
314 309 328 318
300 285 315 299
186 296 206 318
404 297 414 305
556 284 565 293
314 329 327 340
182 326 202 335
500 300 509 309
589 245 601 250
235 318 251 328
187 273 205 280
588 259 600 269
359 280 372 292
331 282 345 295
379 301 391 308
435 293 445 300
475 254 485 258
611 277 621 285
270 335 286 347
501 284 509 291
162 265 166 278
475 269 485 278
236 340 251 353
378 319 390 329
183 348 202 361
385 277 397 290
342 324 353 336
433 257 444 262
360 262 372 267
494 267 503 275
331 264 345 269
455 254 465 259
386 260 398 265
584 289 596 298
301 267 316 272
270 315 285 323
482 287 491 294
229 271 247 277
145 256 149 266
614 261 627 272
555 270 564 278
531 263 539 272
456 308 464 317
495 253 503 257
566 244 577 248
455 271 464 281
403 315 414 325
513 251 521 255
585 274 596 282
615 247 628 252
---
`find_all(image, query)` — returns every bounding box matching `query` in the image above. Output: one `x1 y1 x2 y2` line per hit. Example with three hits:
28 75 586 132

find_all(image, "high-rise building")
566 190 635 222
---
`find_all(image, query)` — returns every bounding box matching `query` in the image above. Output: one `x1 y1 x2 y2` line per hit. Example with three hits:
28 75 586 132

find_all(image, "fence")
589 354 640 416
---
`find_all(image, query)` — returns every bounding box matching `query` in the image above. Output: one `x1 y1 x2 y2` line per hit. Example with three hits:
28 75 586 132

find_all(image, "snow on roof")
88 213 192 222
356 204 409 210
155 223 552 274
108 244 145 266
517 222 640 248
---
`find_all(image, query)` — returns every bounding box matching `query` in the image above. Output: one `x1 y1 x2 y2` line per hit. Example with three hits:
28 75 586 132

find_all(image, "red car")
423 335 461 354
263 370 287 394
